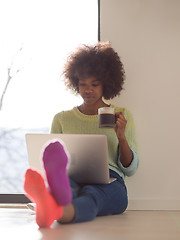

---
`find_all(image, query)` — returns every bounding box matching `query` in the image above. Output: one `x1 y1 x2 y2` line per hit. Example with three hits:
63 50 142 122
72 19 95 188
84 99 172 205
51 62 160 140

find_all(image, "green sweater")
51 104 139 179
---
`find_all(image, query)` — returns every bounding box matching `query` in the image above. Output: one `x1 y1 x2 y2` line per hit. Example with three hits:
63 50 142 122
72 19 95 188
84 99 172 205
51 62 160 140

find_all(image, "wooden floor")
0 206 180 240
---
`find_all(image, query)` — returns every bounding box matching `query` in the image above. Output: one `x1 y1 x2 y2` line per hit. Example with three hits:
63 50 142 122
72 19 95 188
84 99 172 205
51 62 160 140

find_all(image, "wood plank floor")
0 207 180 240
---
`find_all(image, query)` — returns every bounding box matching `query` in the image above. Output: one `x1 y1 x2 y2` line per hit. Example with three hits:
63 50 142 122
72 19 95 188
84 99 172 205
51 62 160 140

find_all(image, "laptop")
25 133 115 185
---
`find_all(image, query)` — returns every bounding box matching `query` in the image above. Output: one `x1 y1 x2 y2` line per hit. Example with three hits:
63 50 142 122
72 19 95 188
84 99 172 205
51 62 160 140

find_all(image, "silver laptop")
25 133 115 184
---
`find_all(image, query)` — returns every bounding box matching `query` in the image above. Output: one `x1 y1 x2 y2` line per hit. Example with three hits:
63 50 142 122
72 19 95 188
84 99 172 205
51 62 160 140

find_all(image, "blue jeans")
70 169 128 223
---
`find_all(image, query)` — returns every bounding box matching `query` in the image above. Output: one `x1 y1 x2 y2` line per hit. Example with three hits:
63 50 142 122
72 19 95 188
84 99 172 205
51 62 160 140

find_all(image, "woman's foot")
42 141 72 205
24 168 63 228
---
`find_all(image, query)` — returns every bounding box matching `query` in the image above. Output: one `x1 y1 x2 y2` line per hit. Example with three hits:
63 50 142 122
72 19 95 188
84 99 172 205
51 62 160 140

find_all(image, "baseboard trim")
127 199 180 210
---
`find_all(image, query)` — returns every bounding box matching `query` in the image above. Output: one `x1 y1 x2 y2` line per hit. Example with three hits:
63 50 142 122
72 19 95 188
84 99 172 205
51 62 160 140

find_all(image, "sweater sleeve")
50 112 63 133
117 109 139 177
118 148 139 177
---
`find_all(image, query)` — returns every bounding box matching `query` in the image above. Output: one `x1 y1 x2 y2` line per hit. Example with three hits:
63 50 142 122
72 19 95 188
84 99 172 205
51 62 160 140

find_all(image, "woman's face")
78 76 103 106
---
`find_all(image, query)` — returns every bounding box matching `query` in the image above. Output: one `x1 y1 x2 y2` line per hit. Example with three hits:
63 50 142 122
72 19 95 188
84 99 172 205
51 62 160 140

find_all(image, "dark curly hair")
62 42 125 100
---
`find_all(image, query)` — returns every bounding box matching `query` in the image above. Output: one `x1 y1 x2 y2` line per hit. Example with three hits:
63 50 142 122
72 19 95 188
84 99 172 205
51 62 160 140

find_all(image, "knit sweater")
50 104 139 179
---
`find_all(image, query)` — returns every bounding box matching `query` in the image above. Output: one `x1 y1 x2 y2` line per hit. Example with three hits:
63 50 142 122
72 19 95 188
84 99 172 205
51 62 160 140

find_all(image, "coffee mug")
98 107 115 128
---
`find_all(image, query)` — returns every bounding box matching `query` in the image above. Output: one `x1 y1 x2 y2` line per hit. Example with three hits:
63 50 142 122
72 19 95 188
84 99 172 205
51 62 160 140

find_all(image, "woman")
24 42 139 227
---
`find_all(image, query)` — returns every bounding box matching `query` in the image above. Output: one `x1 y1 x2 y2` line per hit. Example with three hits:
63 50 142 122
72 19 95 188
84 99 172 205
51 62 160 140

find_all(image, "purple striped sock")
42 141 72 206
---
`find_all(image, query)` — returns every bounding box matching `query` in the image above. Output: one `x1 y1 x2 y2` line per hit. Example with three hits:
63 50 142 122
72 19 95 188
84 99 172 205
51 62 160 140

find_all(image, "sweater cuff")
118 148 139 177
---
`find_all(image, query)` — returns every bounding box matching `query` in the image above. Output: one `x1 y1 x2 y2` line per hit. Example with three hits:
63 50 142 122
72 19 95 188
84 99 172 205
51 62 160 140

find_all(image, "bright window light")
0 0 98 193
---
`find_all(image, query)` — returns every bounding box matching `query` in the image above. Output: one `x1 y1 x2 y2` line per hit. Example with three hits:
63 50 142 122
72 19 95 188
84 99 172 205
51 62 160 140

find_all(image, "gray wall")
101 0 180 210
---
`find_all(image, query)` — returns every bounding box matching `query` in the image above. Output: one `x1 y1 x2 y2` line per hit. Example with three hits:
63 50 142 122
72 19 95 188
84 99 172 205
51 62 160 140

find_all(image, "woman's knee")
72 196 98 223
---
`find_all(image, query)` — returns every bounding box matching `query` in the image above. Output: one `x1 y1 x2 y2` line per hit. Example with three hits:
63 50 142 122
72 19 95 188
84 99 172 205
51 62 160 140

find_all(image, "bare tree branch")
0 71 12 111
0 45 26 111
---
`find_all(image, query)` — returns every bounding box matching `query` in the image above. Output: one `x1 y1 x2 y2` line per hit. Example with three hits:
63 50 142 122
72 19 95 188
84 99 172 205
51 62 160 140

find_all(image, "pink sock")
24 168 63 228
42 141 72 206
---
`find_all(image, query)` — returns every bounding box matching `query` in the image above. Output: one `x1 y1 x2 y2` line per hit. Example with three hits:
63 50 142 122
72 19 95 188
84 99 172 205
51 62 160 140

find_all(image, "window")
0 0 100 202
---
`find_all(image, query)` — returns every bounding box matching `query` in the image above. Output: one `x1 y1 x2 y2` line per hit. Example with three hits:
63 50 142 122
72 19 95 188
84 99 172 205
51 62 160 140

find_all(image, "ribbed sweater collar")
72 104 113 120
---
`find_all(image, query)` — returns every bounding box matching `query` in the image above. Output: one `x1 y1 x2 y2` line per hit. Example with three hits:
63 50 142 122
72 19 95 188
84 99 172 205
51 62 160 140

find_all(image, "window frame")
0 0 100 204
0 194 30 203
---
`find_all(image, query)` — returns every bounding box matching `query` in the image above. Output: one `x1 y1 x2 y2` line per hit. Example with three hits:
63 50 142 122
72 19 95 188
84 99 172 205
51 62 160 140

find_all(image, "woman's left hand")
114 112 127 140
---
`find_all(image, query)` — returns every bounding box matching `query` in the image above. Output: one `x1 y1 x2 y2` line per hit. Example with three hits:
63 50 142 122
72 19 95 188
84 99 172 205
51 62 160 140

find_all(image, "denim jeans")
70 169 128 223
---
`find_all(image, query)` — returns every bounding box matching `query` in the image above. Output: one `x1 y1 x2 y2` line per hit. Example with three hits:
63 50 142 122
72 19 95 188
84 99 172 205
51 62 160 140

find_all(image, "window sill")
0 194 31 204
